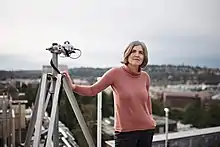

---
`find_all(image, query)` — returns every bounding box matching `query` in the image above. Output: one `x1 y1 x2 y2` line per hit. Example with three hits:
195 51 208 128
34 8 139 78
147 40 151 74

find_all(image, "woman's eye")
139 51 143 54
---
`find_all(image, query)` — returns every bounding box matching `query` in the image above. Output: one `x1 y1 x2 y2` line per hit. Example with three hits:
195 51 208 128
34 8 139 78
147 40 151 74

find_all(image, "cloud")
0 55 41 70
0 0 219 69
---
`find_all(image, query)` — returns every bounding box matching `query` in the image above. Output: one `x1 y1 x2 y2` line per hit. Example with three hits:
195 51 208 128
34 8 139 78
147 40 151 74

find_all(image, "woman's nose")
134 52 140 56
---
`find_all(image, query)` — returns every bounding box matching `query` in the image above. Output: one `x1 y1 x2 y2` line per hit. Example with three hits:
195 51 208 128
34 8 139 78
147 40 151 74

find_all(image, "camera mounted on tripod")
46 41 81 59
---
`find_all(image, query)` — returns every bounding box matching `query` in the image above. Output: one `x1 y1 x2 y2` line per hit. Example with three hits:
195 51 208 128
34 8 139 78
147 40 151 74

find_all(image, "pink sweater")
74 65 155 132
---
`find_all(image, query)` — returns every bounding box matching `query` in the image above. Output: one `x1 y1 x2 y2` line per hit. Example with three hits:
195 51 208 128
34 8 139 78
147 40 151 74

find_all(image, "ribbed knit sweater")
74 65 155 132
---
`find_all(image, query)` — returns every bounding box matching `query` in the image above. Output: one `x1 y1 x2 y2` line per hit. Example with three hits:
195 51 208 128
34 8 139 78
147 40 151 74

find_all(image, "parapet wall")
106 126 220 147
153 127 220 147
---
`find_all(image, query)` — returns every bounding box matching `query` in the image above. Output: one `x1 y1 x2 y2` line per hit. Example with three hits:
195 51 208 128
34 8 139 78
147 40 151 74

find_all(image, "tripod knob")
64 41 70 44
52 43 58 46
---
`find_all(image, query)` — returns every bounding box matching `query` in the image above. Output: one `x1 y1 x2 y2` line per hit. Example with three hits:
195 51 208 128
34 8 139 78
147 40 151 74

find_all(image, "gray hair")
121 40 148 69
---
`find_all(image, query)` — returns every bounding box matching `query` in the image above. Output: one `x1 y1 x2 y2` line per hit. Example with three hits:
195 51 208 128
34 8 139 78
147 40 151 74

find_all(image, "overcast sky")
0 0 219 70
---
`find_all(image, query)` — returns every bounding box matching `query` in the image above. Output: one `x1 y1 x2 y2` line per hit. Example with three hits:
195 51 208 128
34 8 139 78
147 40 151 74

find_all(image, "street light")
164 108 169 147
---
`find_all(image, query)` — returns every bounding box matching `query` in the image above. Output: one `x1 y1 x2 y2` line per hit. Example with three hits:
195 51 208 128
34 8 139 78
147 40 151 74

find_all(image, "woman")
64 40 156 147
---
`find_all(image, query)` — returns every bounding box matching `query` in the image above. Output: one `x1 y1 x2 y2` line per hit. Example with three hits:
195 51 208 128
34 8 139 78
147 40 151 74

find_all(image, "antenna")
23 41 95 147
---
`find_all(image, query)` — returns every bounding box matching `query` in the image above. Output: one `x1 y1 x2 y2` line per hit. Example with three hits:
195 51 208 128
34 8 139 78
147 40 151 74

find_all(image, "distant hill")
0 70 42 79
0 64 220 84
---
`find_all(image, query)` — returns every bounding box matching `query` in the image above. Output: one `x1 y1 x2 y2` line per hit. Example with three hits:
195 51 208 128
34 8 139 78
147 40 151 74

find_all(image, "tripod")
23 41 95 147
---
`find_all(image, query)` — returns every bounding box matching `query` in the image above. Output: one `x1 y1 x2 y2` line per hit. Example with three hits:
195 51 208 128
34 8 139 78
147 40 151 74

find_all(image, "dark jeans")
114 129 155 147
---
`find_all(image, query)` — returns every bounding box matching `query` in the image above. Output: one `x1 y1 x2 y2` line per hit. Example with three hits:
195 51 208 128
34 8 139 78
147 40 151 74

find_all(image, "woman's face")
127 45 144 67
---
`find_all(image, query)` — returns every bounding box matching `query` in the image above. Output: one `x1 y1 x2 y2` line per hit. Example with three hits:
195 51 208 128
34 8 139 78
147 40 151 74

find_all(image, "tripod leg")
44 75 59 147
44 81 53 113
63 77 95 147
24 75 42 147
43 79 60 147
45 74 62 147
32 74 48 147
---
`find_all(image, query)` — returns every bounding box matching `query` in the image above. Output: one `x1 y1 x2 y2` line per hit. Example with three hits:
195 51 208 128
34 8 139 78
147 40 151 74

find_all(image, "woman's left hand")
151 116 156 127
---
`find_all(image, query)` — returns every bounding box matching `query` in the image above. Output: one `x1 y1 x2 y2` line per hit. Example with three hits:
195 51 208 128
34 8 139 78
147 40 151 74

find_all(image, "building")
42 64 68 74
153 115 177 134
161 91 211 109
0 95 28 146
0 93 80 147
73 78 90 85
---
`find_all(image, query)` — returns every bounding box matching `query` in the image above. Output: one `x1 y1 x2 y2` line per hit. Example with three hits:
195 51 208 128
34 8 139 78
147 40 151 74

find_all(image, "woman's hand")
62 71 71 81
62 71 76 89
150 116 156 127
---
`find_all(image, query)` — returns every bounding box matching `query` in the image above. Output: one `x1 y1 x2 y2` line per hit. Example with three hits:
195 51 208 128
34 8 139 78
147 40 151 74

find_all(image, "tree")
206 102 220 127
102 91 114 118
182 100 210 128
58 92 97 147
182 100 203 127
169 108 184 121
23 84 38 107
152 99 164 116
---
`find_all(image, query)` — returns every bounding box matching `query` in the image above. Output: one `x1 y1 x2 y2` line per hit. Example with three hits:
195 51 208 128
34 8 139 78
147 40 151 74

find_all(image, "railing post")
11 109 15 147
97 77 102 147
164 108 169 147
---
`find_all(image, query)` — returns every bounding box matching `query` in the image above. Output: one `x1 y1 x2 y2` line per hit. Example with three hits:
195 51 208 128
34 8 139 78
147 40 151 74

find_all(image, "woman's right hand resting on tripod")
62 71 76 90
